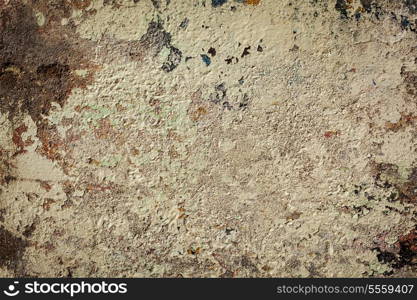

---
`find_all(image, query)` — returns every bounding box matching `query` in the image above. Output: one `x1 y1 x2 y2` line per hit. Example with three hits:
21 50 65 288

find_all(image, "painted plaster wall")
0 0 417 277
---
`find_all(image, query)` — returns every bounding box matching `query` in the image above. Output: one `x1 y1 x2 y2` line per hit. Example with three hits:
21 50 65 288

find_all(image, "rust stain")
86 184 113 192
0 1 96 163
36 126 63 161
188 106 208 122
324 130 340 138
94 118 117 140
70 0 92 10
376 227 417 269
286 211 302 221
187 247 201 255
42 198 56 211
12 124 28 151
245 0 261 5
397 229 417 252
385 113 417 132
39 181 52 192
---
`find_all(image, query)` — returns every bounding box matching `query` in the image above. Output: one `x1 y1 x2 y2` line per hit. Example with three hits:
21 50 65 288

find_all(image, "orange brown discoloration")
94 118 117 140
0 1 96 164
42 198 56 211
36 126 63 161
371 162 417 204
245 0 261 5
12 124 28 151
39 181 52 192
385 114 417 132
189 107 208 122
324 130 340 138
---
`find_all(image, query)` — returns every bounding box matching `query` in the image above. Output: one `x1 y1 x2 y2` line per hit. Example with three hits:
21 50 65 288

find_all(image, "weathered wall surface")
0 0 417 277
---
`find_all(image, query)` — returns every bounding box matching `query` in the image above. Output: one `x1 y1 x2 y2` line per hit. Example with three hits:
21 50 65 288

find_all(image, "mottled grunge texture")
1 0 417 277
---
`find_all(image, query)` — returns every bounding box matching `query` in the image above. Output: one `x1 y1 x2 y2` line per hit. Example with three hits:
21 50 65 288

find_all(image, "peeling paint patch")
375 227 417 271
134 20 182 72
162 46 182 72
0 1 96 161
371 162 417 204
1 0 417 278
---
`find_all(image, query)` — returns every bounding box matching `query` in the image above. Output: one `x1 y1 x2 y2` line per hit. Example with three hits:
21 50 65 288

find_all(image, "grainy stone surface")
1 0 417 277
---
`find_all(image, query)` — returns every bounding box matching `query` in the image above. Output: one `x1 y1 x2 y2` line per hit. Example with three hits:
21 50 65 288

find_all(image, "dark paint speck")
212 0 228 7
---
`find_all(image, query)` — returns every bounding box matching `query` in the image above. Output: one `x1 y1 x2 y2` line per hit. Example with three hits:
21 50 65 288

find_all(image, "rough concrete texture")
1 0 417 278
